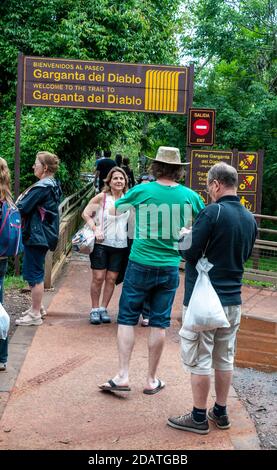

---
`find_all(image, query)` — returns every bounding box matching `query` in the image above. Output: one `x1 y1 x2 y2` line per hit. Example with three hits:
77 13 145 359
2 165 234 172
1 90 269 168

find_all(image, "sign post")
14 52 24 199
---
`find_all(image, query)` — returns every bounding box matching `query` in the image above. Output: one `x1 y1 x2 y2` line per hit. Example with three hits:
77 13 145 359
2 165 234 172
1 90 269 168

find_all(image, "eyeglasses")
205 180 216 194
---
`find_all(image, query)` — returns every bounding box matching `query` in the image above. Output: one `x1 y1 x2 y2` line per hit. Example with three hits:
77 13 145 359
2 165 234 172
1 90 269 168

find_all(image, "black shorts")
89 244 127 272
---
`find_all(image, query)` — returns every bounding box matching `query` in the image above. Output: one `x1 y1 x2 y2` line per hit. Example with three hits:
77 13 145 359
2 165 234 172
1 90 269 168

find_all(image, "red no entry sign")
193 118 210 136
188 108 215 146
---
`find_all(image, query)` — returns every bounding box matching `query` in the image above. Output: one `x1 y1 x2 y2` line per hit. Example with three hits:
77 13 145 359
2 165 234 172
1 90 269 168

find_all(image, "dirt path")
232 368 277 449
2 279 276 450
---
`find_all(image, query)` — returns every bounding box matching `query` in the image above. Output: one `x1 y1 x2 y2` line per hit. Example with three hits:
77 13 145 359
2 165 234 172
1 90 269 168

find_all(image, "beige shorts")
179 305 241 375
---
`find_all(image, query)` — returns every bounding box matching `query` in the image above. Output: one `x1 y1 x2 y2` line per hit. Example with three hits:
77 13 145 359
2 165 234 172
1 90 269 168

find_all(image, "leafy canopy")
180 0 277 214
0 0 183 193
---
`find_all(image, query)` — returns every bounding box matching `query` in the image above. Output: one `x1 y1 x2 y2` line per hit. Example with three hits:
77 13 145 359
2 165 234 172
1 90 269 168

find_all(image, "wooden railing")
46 196 277 289
179 214 277 287
244 214 277 287
44 183 94 288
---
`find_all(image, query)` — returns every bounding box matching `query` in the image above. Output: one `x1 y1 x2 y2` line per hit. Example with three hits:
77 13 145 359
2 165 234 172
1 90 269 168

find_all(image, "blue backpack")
0 201 24 256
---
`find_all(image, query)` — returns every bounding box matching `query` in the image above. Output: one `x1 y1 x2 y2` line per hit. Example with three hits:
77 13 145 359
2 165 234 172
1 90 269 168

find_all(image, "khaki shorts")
179 305 241 375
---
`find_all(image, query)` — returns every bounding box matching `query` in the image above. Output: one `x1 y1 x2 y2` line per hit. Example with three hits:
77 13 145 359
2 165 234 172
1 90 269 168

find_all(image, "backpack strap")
0 204 10 237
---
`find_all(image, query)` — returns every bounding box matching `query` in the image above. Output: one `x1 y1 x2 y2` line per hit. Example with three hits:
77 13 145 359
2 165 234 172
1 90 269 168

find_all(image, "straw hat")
148 146 190 165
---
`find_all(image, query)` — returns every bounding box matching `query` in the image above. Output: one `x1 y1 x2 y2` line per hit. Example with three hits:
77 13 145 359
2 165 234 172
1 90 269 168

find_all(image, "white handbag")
72 224 95 254
0 303 10 340
72 193 106 255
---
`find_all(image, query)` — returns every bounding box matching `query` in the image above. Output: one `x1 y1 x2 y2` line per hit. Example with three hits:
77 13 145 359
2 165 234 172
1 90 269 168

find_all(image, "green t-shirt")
115 182 205 267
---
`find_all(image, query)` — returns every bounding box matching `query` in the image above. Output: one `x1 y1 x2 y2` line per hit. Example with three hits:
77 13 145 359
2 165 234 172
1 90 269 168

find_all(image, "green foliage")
180 0 277 214
1 0 275 211
0 0 183 195
245 255 277 272
4 275 28 290
242 278 275 289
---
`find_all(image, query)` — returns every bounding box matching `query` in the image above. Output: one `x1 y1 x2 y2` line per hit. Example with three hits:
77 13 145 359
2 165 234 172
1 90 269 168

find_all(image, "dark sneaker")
90 309 101 325
99 308 111 323
0 363 7 372
167 412 209 434
208 408 231 429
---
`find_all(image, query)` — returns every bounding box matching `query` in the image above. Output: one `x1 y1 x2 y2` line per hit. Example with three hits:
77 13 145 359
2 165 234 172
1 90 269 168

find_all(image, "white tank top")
96 193 129 248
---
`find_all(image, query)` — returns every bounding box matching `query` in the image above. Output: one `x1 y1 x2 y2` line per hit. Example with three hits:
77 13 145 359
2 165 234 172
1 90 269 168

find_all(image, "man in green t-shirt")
99 147 205 395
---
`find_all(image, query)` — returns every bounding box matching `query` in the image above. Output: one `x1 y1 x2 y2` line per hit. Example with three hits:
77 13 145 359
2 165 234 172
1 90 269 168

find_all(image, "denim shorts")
179 305 241 375
90 244 127 272
117 260 179 329
22 245 48 287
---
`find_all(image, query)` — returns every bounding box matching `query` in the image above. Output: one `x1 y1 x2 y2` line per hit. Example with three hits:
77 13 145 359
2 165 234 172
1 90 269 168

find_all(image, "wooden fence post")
44 251 53 289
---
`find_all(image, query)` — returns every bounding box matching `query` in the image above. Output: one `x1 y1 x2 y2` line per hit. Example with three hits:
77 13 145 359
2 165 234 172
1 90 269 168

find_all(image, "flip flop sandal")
98 379 131 392
143 379 165 395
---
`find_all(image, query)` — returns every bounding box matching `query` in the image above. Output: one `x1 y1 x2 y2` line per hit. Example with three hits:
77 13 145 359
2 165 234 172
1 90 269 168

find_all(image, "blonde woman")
82 166 129 325
16 151 62 326
0 157 13 370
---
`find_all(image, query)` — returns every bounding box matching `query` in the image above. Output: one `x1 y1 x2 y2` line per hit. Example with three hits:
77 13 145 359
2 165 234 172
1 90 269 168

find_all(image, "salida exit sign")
187 108 215 146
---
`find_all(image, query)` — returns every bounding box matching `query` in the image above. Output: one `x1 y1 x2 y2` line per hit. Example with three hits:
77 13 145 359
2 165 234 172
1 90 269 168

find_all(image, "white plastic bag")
72 224 95 255
184 257 230 332
0 303 10 340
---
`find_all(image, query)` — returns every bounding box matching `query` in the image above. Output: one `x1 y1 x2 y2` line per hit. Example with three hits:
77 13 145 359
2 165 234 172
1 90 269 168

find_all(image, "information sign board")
186 149 263 213
23 56 190 114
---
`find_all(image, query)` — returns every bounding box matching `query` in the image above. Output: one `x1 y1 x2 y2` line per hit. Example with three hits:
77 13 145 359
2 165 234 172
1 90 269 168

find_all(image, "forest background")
0 0 276 215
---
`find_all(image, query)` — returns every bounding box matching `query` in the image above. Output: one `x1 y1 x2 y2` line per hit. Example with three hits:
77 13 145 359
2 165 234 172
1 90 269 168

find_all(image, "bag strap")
100 192 106 231
202 203 221 257
0 205 10 237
